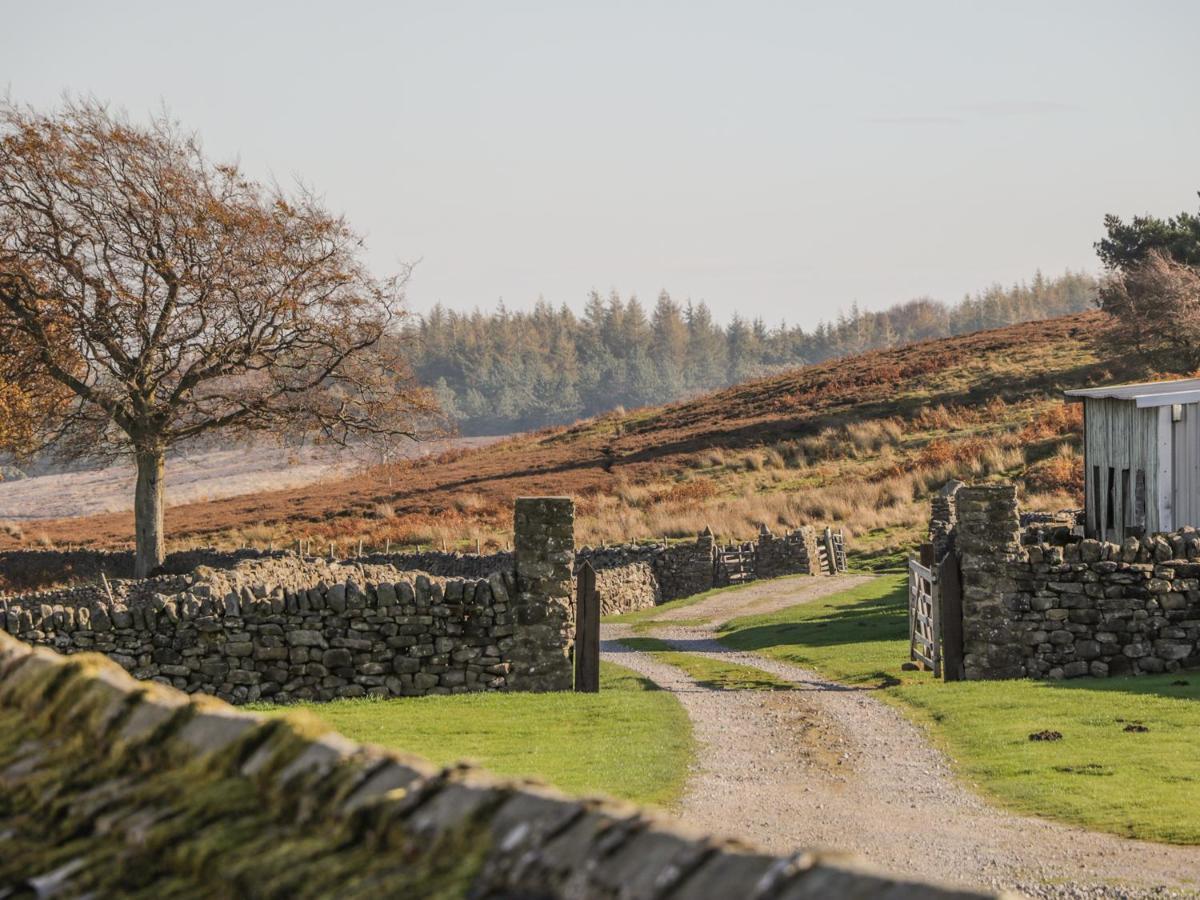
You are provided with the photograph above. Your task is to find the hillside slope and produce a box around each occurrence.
[3,311,1128,561]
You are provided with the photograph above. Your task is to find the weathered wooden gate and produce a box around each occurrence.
[908,555,940,676]
[818,527,848,575]
[574,561,600,692]
[718,542,756,584]
[907,548,964,681]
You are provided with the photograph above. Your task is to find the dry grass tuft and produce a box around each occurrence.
[1024,444,1083,499]
[1019,402,1083,443]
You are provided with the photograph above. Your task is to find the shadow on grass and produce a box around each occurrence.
[693,674,800,692]
[612,637,881,693]
[618,636,802,692]
[717,589,908,654]
[1037,671,1200,703]
[609,672,667,696]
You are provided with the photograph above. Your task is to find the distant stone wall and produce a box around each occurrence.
[578,546,663,615]
[0,631,988,898]
[0,498,576,701]
[661,526,719,597]
[756,525,821,579]
[573,536,712,618]
[949,484,1200,680]
[578,523,832,616]
[361,548,513,579]
[0,545,291,593]
[0,545,515,594]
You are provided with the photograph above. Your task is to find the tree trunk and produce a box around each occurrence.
[134,448,166,578]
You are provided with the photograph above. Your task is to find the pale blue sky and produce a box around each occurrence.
[3,1,1198,326]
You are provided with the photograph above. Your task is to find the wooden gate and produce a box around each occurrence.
[718,542,756,584]
[574,562,600,692]
[908,556,941,676]
[819,527,848,575]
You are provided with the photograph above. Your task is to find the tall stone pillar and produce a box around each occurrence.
[956,484,1025,679]
[507,497,575,692]
[930,479,964,560]
[797,525,822,575]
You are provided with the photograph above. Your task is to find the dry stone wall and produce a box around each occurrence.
[0,631,989,899]
[0,556,518,703]
[0,501,836,696]
[0,545,296,593]
[755,525,821,579]
[930,480,963,561]
[360,548,512,578]
[948,484,1200,680]
[580,547,663,615]
[575,531,718,615]
[0,545,515,595]
[0,498,576,701]
[578,523,824,616]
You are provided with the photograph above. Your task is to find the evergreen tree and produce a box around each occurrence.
[403,272,1097,434]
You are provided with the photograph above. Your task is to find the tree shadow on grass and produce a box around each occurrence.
[692,673,800,693]
[614,637,896,693]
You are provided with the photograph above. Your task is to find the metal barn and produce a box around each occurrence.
[1064,378,1200,541]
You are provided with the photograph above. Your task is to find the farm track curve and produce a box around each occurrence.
[601,575,1200,899]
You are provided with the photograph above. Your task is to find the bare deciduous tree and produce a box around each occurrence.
[0,99,438,575]
[1098,250,1200,373]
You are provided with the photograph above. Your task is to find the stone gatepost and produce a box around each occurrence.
[507,497,575,692]
[930,479,964,560]
[956,483,1026,679]
[797,525,822,576]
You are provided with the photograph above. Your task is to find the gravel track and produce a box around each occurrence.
[602,575,1200,899]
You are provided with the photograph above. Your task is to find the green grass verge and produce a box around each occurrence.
[248,660,692,809]
[846,544,910,574]
[717,574,1200,844]
[621,636,795,691]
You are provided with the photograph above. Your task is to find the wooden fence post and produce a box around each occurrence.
[575,561,600,693]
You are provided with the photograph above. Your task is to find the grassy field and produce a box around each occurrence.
[717,575,1200,844]
[248,661,692,809]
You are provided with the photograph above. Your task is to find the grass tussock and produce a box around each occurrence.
[1024,444,1084,500]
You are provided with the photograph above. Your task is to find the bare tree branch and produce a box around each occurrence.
[0,98,443,573]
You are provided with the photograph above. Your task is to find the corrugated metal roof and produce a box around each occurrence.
[1064,378,1200,408]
